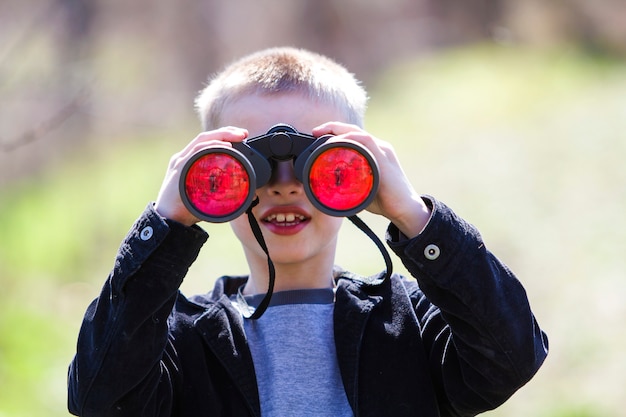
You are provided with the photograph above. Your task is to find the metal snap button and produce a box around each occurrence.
[424,244,440,260]
[140,226,154,241]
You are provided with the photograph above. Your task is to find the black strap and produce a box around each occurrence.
[239,202,392,320]
[238,198,276,319]
[348,214,393,283]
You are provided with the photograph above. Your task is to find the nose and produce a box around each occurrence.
[265,160,303,196]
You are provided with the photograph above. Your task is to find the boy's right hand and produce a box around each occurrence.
[154,127,249,226]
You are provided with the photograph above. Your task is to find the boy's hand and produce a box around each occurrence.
[312,122,431,238]
[154,127,249,226]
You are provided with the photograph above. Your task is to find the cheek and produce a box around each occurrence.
[229,215,254,244]
[333,216,344,229]
[322,216,344,235]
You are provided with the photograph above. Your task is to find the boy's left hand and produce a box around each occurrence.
[312,122,431,238]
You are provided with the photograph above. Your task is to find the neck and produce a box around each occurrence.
[243,258,336,296]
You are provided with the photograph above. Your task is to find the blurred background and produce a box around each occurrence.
[1,0,625,416]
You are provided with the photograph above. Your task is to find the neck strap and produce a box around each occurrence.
[239,200,393,319]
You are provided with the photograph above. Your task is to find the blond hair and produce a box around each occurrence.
[195,47,368,130]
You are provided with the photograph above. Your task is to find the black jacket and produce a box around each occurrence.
[68,197,548,416]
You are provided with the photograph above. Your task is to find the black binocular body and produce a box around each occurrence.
[180,124,379,222]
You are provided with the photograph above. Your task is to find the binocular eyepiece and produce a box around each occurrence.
[180,124,379,222]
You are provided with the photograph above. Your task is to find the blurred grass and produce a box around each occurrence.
[1,44,625,416]
[366,44,626,417]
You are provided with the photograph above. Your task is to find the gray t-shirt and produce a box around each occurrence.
[235,288,353,417]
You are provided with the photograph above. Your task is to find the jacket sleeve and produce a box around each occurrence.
[67,204,209,417]
[387,196,548,416]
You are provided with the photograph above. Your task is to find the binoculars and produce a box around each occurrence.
[180,124,379,222]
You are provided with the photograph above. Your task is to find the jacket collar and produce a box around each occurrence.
[193,294,261,417]
[333,275,385,415]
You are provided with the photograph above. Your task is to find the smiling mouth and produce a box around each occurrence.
[263,213,308,226]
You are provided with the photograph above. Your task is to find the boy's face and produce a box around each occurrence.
[220,92,345,276]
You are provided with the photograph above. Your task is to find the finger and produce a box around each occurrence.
[312,123,387,157]
[311,121,363,137]
[184,126,248,154]
[170,127,249,169]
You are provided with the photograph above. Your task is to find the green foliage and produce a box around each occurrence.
[1,45,625,416]
[0,134,183,416]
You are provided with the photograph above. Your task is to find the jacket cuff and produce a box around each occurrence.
[112,203,209,281]
[386,196,483,286]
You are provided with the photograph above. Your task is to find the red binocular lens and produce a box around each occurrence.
[180,125,378,222]
[181,149,256,222]
[299,142,376,212]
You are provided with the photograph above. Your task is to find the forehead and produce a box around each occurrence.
[219,92,347,136]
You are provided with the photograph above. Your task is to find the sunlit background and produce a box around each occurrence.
[1,0,625,416]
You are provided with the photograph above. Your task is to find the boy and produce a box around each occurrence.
[68,47,548,417]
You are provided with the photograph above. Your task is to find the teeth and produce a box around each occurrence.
[264,213,306,223]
